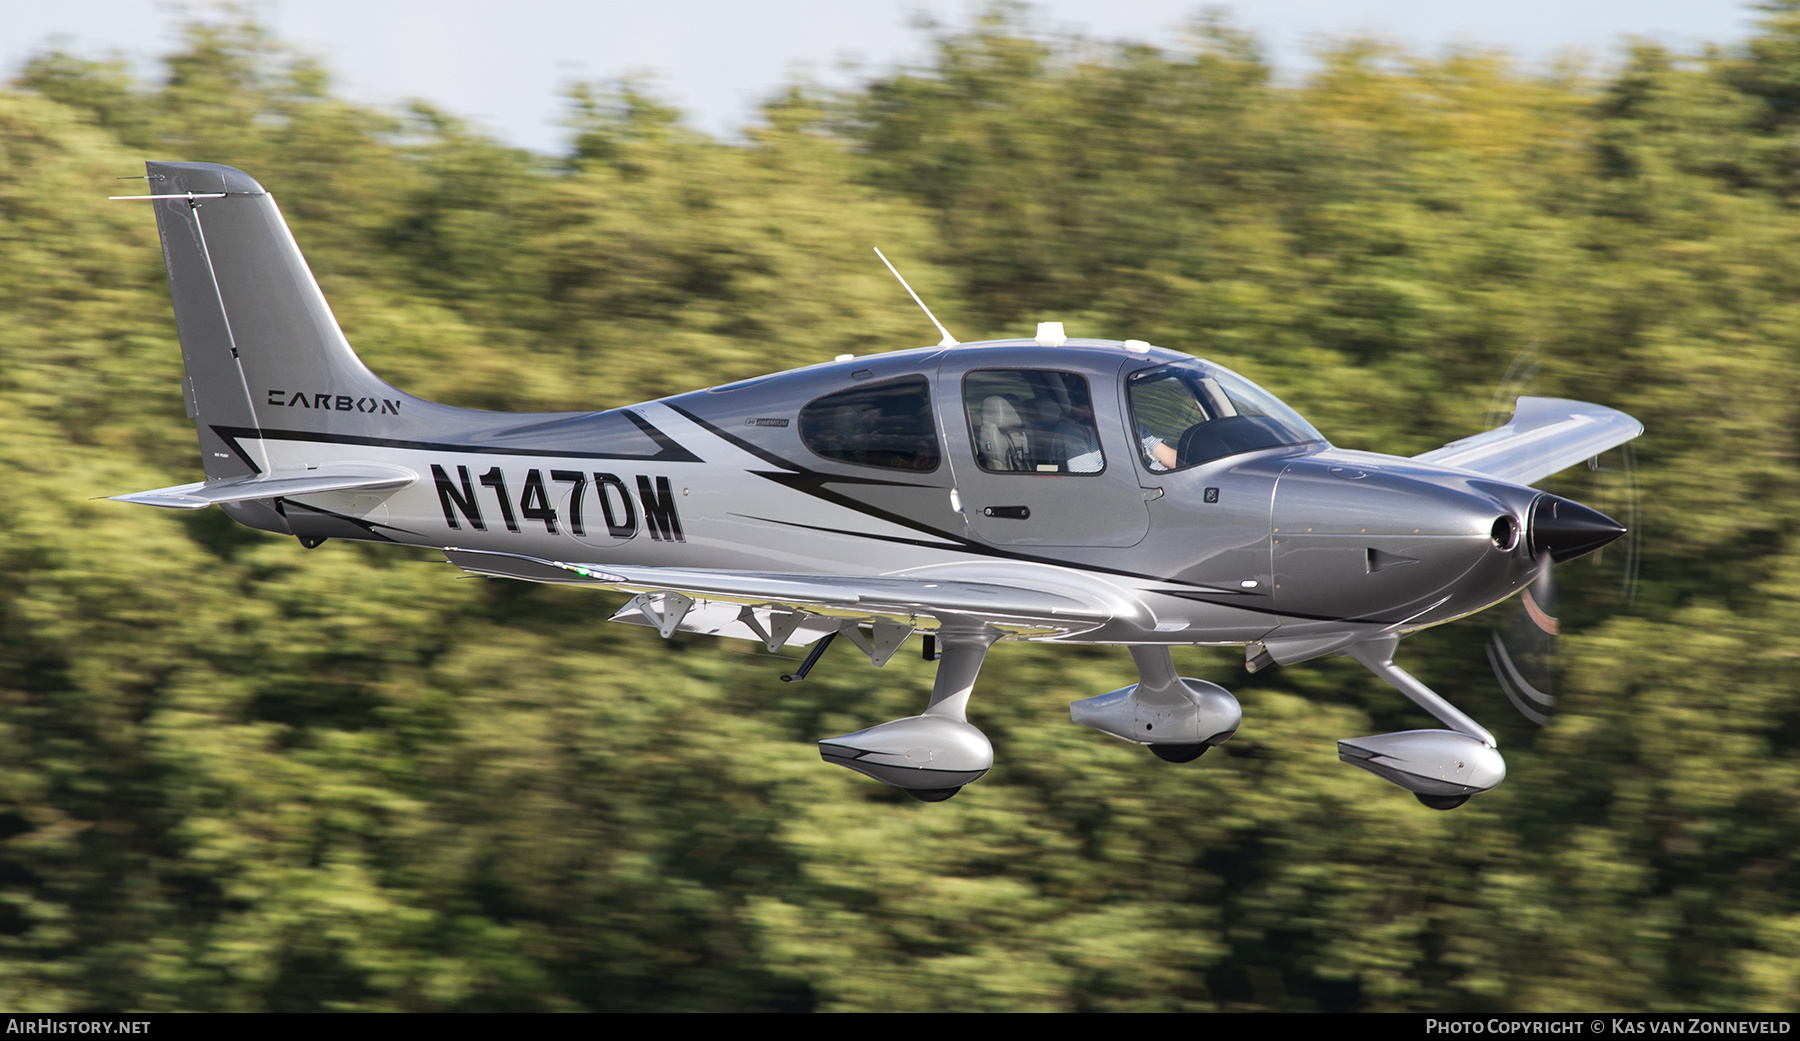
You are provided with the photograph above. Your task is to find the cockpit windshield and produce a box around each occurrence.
[1126,361,1324,471]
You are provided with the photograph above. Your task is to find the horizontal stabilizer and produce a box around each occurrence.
[442,549,1111,634]
[109,464,416,510]
[1413,397,1643,486]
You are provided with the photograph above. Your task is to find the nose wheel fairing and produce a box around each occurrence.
[1337,731,1506,801]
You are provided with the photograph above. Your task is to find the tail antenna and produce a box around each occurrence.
[873,247,957,348]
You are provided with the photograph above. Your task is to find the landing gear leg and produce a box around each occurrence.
[923,629,998,722]
[1348,636,1496,747]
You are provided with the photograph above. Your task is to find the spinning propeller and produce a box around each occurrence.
[1481,346,1640,726]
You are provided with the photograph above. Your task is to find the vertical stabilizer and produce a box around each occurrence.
[146,161,411,479]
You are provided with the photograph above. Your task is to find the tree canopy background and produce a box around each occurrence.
[0,4,1798,1011]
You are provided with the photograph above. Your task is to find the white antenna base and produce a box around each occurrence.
[1035,322,1067,347]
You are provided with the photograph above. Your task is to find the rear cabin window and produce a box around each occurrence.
[962,369,1105,474]
[798,376,941,472]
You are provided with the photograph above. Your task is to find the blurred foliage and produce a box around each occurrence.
[0,3,1797,1011]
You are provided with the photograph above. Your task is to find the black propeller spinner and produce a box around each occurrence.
[1529,494,1627,563]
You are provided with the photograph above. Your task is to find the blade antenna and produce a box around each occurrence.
[873,247,957,347]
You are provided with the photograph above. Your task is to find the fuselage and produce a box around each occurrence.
[228,338,1548,647]
[124,161,1636,807]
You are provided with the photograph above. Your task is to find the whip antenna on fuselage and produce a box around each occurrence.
[873,247,957,348]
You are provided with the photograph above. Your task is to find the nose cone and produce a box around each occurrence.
[1529,494,1626,563]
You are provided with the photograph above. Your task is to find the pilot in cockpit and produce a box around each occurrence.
[1050,402,1175,473]
[1138,428,1180,472]
[1126,360,1324,472]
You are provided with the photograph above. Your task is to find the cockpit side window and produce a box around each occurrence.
[798,376,941,471]
[962,370,1105,474]
[1127,362,1323,471]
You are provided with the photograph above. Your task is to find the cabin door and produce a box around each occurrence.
[936,351,1149,548]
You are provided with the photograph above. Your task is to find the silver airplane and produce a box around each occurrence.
[110,162,1641,808]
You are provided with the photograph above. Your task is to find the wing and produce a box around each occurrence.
[109,464,416,509]
[442,548,1113,643]
[1412,397,1643,486]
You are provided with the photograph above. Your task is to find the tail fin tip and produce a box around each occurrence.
[144,161,265,195]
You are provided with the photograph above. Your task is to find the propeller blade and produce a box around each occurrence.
[1522,552,1559,635]
[1489,631,1557,726]
[1491,552,1560,726]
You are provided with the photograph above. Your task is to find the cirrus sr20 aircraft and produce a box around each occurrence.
[110,162,1641,808]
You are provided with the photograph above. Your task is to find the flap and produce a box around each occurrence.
[442,548,1112,635]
